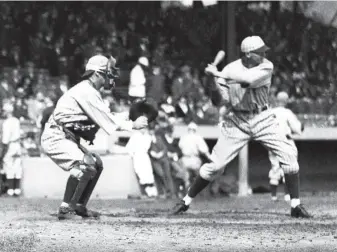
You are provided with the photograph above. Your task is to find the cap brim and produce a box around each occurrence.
[81,70,95,78]
[252,45,270,53]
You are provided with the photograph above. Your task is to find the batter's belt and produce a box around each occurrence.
[232,105,268,115]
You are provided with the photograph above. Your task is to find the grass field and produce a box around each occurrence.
[1,194,337,252]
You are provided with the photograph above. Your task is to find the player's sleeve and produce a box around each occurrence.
[197,135,209,155]
[215,67,231,105]
[1,120,10,145]
[125,133,137,155]
[225,60,273,88]
[75,90,133,135]
[286,109,302,135]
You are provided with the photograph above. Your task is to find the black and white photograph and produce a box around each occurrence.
[0,1,337,251]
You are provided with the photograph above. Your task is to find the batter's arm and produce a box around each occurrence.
[208,61,273,88]
[211,77,230,107]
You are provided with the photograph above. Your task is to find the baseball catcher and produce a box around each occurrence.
[41,55,148,220]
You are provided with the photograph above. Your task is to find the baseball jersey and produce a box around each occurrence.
[217,58,273,111]
[270,107,302,136]
[2,117,21,157]
[52,80,132,135]
[178,133,209,157]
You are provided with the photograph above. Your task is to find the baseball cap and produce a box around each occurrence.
[188,122,198,131]
[276,91,289,102]
[241,36,270,53]
[82,55,118,78]
[138,57,149,67]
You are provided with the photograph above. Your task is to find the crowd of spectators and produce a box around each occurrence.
[1,2,337,131]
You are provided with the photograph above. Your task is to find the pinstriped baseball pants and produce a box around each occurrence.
[199,109,299,181]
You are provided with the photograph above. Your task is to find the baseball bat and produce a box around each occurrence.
[211,50,225,66]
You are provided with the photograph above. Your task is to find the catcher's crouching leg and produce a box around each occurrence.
[75,153,103,218]
[70,153,102,219]
[78,153,103,207]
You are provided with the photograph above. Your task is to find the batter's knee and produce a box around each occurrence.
[199,162,224,181]
[280,161,299,174]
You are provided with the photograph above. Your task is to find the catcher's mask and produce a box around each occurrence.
[83,55,120,91]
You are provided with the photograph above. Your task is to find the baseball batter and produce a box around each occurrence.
[268,91,303,202]
[0,101,22,197]
[41,55,148,220]
[171,36,311,218]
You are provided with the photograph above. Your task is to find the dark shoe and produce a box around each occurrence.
[75,205,100,219]
[291,204,312,218]
[170,200,189,215]
[57,206,76,220]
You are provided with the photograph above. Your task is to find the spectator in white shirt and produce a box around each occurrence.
[128,56,149,102]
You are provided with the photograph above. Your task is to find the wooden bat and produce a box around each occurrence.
[211,50,225,66]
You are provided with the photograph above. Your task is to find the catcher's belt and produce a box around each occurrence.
[62,121,99,146]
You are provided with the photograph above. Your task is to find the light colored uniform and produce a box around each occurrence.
[2,117,22,179]
[126,130,155,185]
[179,132,209,171]
[268,107,302,185]
[128,64,146,98]
[41,80,133,171]
[200,58,299,181]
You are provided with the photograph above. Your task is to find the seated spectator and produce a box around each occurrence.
[13,98,29,121]
[0,79,15,102]
[17,76,34,99]
[27,91,47,125]
[9,68,22,88]
[147,66,166,104]
[149,125,176,199]
[159,125,189,197]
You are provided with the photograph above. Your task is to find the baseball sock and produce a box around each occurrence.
[14,179,20,190]
[284,173,300,208]
[62,176,79,205]
[270,184,277,197]
[7,179,14,196]
[7,179,14,190]
[1,174,7,193]
[14,179,21,195]
[183,175,210,205]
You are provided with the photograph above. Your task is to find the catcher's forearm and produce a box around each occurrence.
[116,120,133,131]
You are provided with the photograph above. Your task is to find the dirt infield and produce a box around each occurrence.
[1,194,337,252]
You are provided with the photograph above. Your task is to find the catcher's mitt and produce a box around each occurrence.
[129,98,159,123]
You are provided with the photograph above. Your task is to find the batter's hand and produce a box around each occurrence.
[132,116,148,129]
[205,64,218,76]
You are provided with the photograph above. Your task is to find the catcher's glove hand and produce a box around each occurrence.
[129,98,159,123]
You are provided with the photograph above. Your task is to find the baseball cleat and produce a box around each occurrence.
[75,205,100,219]
[291,204,312,218]
[170,200,189,215]
[57,206,77,220]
